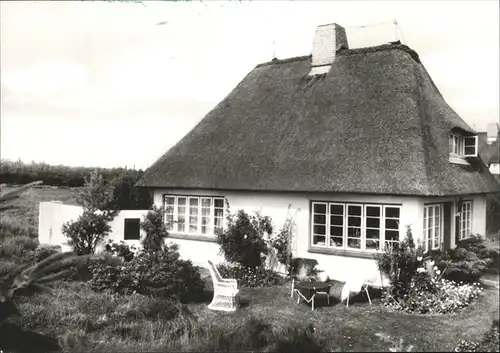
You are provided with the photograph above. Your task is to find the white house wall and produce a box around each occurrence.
[153,189,425,285]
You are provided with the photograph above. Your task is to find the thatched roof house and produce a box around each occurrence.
[137,24,498,282]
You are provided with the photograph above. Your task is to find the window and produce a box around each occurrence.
[164,195,225,236]
[124,218,141,240]
[458,201,472,240]
[449,134,478,158]
[311,201,401,251]
[423,204,442,252]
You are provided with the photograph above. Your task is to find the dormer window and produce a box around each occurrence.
[449,134,478,163]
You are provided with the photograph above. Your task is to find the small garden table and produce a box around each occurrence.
[293,281,331,311]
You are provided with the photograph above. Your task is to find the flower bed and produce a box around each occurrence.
[377,227,484,315]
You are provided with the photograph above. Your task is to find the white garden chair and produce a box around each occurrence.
[340,271,381,308]
[207,260,240,312]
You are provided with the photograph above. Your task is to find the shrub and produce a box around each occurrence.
[90,245,205,302]
[217,263,286,287]
[104,240,136,262]
[432,235,494,283]
[62,170,119,255]
[217,208,273,268]
[376,226,424,299]
[141,205,169,253]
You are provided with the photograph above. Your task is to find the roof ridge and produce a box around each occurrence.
[255,43,421,68]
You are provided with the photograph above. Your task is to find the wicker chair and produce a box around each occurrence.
[207,260,240,312]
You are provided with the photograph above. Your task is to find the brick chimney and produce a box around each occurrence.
[309,23,348,76]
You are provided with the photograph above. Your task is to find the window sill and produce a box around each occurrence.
[308,247,380,259]
[449,155,470,165]
[168,233,218,243]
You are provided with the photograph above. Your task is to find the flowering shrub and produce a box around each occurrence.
[217,263,286,287]
[104,240,137,262]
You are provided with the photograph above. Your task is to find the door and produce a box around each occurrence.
[443,202,453,251]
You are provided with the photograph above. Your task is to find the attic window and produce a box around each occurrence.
[449,134,478,163]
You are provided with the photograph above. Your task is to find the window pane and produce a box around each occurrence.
[313,225,326,235]
[347,227,361,238]
[330,204,344,215]
[347,238,361,249]
[313,235,326,245]
[178,197,186,206]
[214,208,224,217]
[348,205,362,216]
[366,206,380,217]
[330,226,343,237]
[202,198,211,207]
[385,207,400,218]
[385,230,399,242]
[330,237,343,247]
[348,217,361,227]
[313,203,327,214]
[385,219,399,230]
[202,207,211,216]
[314,214,326,224]
[428,206,434,218]
[464,146,475,155]
[165,214,174,231]
[366,228,380,240]
[365,238,379,250]
[330,215,343,226]
[189,198,198,206]
[366,217,380,228]
[214,199,224,208]
[214,217,223,227]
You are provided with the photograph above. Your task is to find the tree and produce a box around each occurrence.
[62,170,118,255]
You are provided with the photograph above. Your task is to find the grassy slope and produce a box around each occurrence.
[12,279,500,352]
[0,185,81,230]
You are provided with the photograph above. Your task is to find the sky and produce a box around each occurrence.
[1,0,499,169]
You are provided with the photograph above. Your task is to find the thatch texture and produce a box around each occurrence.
[137,43,498,196]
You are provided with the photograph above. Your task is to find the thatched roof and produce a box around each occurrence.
[137,43,498,196]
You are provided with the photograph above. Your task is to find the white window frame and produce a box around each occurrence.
[163,195,225,236]
[423,203,443,252]
[449,134,478,159]
[458,200,473,241]
[310,201,402,252]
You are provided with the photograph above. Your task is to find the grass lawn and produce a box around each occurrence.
[7,273,499,353]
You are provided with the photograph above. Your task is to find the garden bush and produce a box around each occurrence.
[217,263,286,287]
[104,240,137,262]
[431,235,495,283]
[90,245,205,302]
[216,208,272,268]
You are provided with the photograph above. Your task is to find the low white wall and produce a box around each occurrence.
[38,202,149,253]
[38,201,222,267]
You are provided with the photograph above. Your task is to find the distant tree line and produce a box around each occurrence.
[0,159,152,210]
